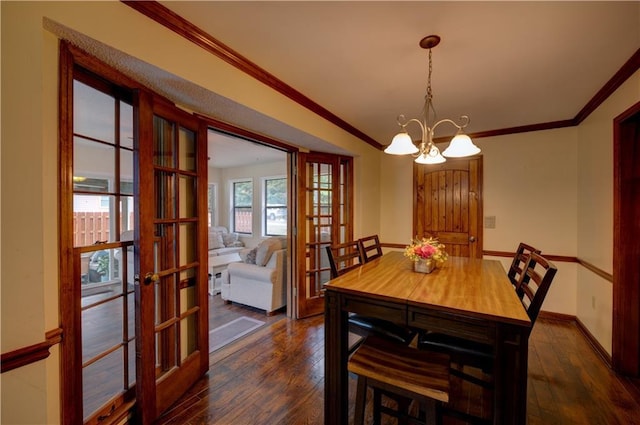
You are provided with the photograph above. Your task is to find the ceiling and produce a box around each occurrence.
[208,129,286,168]
[158,1,639,149]
[46,2,639,168]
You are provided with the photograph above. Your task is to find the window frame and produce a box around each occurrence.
[263,175,288,237]
[230,178,253,234]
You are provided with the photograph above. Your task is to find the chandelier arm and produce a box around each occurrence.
[394,117,429,157]
[430,115,471,135]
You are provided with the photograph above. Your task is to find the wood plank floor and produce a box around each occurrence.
[156,312,640,425]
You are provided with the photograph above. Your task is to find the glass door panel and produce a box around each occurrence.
[69,74,137,423]
[295,153,353,318]
[135,92,208,423]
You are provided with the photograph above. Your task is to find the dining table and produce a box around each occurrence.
[324,251,532,425]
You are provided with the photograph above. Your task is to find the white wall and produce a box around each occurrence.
[214,160,287,248]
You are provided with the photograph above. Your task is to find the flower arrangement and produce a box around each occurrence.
[404,236,448,266]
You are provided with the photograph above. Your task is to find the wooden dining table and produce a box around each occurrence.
[324,251,532,425]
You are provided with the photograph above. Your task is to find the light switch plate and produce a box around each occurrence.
[484,216,496,229]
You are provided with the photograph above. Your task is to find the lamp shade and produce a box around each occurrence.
[384,132,419,155]
[442,133,481,158]
[415,146,446,164]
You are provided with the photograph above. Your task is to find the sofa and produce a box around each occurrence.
[220,237,287,315]
[209,226,245,256]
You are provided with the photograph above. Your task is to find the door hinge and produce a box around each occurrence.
[293,287,297,296]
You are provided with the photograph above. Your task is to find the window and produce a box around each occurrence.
[232,180,252,234]
[265,177,287,236]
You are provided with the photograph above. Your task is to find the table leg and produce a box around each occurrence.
[324,290,348,425]
[494,325,529,425]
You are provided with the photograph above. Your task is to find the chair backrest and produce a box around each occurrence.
[358,235,383,263]
[326,241,363,279]
[507,242,541,287]
[516,252,557,324]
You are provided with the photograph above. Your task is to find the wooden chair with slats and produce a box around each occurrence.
[325,242,417,348]
[417,252,558,424]
[349,336,450,425]
[358,235,383,263]
[507,242,541,287]
[326,241,362,279]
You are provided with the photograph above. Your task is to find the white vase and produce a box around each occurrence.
[414,258,435,274]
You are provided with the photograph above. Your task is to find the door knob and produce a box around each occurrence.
[143,272,160,285]
[469,236,476,242]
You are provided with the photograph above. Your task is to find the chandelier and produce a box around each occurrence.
[384,35,480,164]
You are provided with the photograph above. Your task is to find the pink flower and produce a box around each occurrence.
[415,244,437,259]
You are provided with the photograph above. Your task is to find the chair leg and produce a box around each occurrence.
[397,397,411,425]
[372,388,382,425]
[422,399,436,424]
[354,376,367,425]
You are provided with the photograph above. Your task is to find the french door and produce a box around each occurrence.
[60,42,208,424]
[134,91,209,423]
[295,153,353,318]
[413,157,483,258]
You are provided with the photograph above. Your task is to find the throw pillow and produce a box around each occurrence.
[222,232,238,247]
[244,247,257,264]
[208,231,225,250]
[255,237,286,267]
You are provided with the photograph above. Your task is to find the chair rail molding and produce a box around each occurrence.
[1,328,63,373]
[382,243,611,282]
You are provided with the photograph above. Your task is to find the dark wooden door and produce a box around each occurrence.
[613,101,640,376]
[135,91,209,423]
[413,157,483,258]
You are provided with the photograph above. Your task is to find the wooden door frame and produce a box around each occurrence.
[612,100,640,376]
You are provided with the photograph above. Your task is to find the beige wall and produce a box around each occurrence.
[1,1,637,423]
[1,2,378,423]
[576,69,640,353]
[380,126,580,317]
[379,70,640,355]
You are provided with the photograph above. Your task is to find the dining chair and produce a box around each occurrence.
[348,336,450,425]
[325,242,417,347]
[417,252,557,423]
[326,240,362,279]
[507,242,541,288]
[358,235,383,263]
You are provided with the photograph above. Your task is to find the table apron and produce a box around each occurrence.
[341,295,407,326]
[408,307,497,345]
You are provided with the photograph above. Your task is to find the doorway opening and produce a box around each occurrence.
[206,129,290,355]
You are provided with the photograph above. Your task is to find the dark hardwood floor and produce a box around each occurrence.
[157,311,640,425]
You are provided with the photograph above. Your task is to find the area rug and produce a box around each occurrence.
[209,316,265,353]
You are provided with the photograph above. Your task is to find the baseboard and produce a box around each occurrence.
[538,310,575,322]
[538,311,612,368]
[575,316,613,368]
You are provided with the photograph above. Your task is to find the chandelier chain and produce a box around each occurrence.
[427,48,433,100]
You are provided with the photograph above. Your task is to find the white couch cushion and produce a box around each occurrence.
[255,237,287,266]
